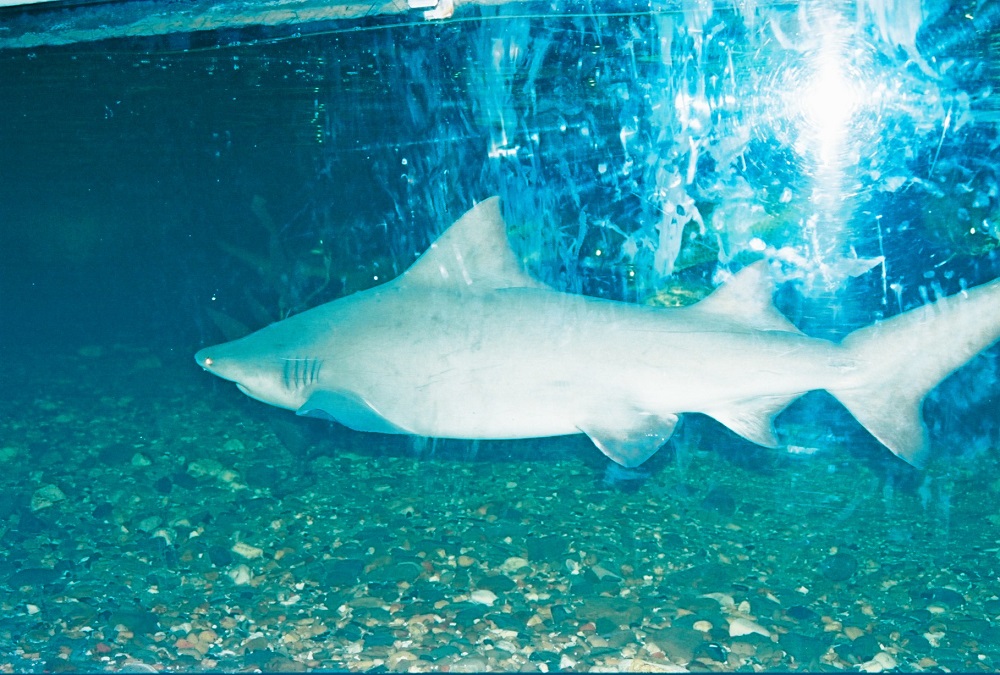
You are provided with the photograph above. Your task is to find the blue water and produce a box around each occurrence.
[1,2,999,671]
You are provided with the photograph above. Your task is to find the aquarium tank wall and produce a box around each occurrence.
[0,0,999,671]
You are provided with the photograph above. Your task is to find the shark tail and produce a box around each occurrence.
[830,277,1000,468]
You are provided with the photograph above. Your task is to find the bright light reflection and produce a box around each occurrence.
[781,22,868,171]
[799,41,861,166]
[762,8,891,294]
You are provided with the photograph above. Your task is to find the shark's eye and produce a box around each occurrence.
[204,357,214,367]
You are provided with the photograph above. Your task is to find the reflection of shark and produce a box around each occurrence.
[196,197,1000,468]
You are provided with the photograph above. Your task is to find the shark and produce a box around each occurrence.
[195,197,1000,468]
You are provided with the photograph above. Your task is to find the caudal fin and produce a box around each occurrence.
[830,277,1000,467]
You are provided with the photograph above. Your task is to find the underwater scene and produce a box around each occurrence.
[1,0,1000,671]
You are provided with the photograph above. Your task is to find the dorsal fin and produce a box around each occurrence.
[694,261,802,334]
[398,197,548,291]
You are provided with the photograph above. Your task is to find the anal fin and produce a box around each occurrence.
[580,414,679,468]
[708,395,799,447]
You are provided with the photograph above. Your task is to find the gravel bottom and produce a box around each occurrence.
[1,342,999,672]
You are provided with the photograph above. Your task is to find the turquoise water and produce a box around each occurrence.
[1,2,999,671]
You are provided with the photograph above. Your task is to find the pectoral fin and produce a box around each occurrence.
[580,414,679,468]
[297,390,408,435]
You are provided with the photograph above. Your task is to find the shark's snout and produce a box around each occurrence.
[195,348,235,382]
[194,348,214,370]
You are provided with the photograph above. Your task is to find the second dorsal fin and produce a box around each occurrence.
[693,261,802,334]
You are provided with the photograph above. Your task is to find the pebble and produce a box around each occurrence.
[859,651,897,672]
[470,589,498,606]
[324,558,364,586]
[222,439,245,452]
[525,535,567,561]
[218,469,245,489]
[786,605,817,621]
[921,587,965,608]
[208,545,234,567]
[110,608,160,635]
[837,634,880,662]
[478,574,516,593]
[575,597,643,626]
[369,560,422,583]
[499,556,529,573]
[135,515,162,532]
[728,617,770,638]
[644,626,703,664]
[625,658,689,672]
[187,458,224,479]
[449,656,489,672]
[31,484,66,511]
[843,625,865,640]
[386,650,417,670]
[228,564,253,585]
[231,542,264,559]
[12,348,1000,674]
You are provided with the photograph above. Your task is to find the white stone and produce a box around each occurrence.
[728,617,771,638]
[858,658,883,673]
[499,556,529,573]
[231,541,264,559]
[470,589,498,606]
[873,652,897,669]
[227,564,253,585]
[701,592,735,608]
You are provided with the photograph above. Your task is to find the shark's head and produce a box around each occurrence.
[195,336,317,411]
